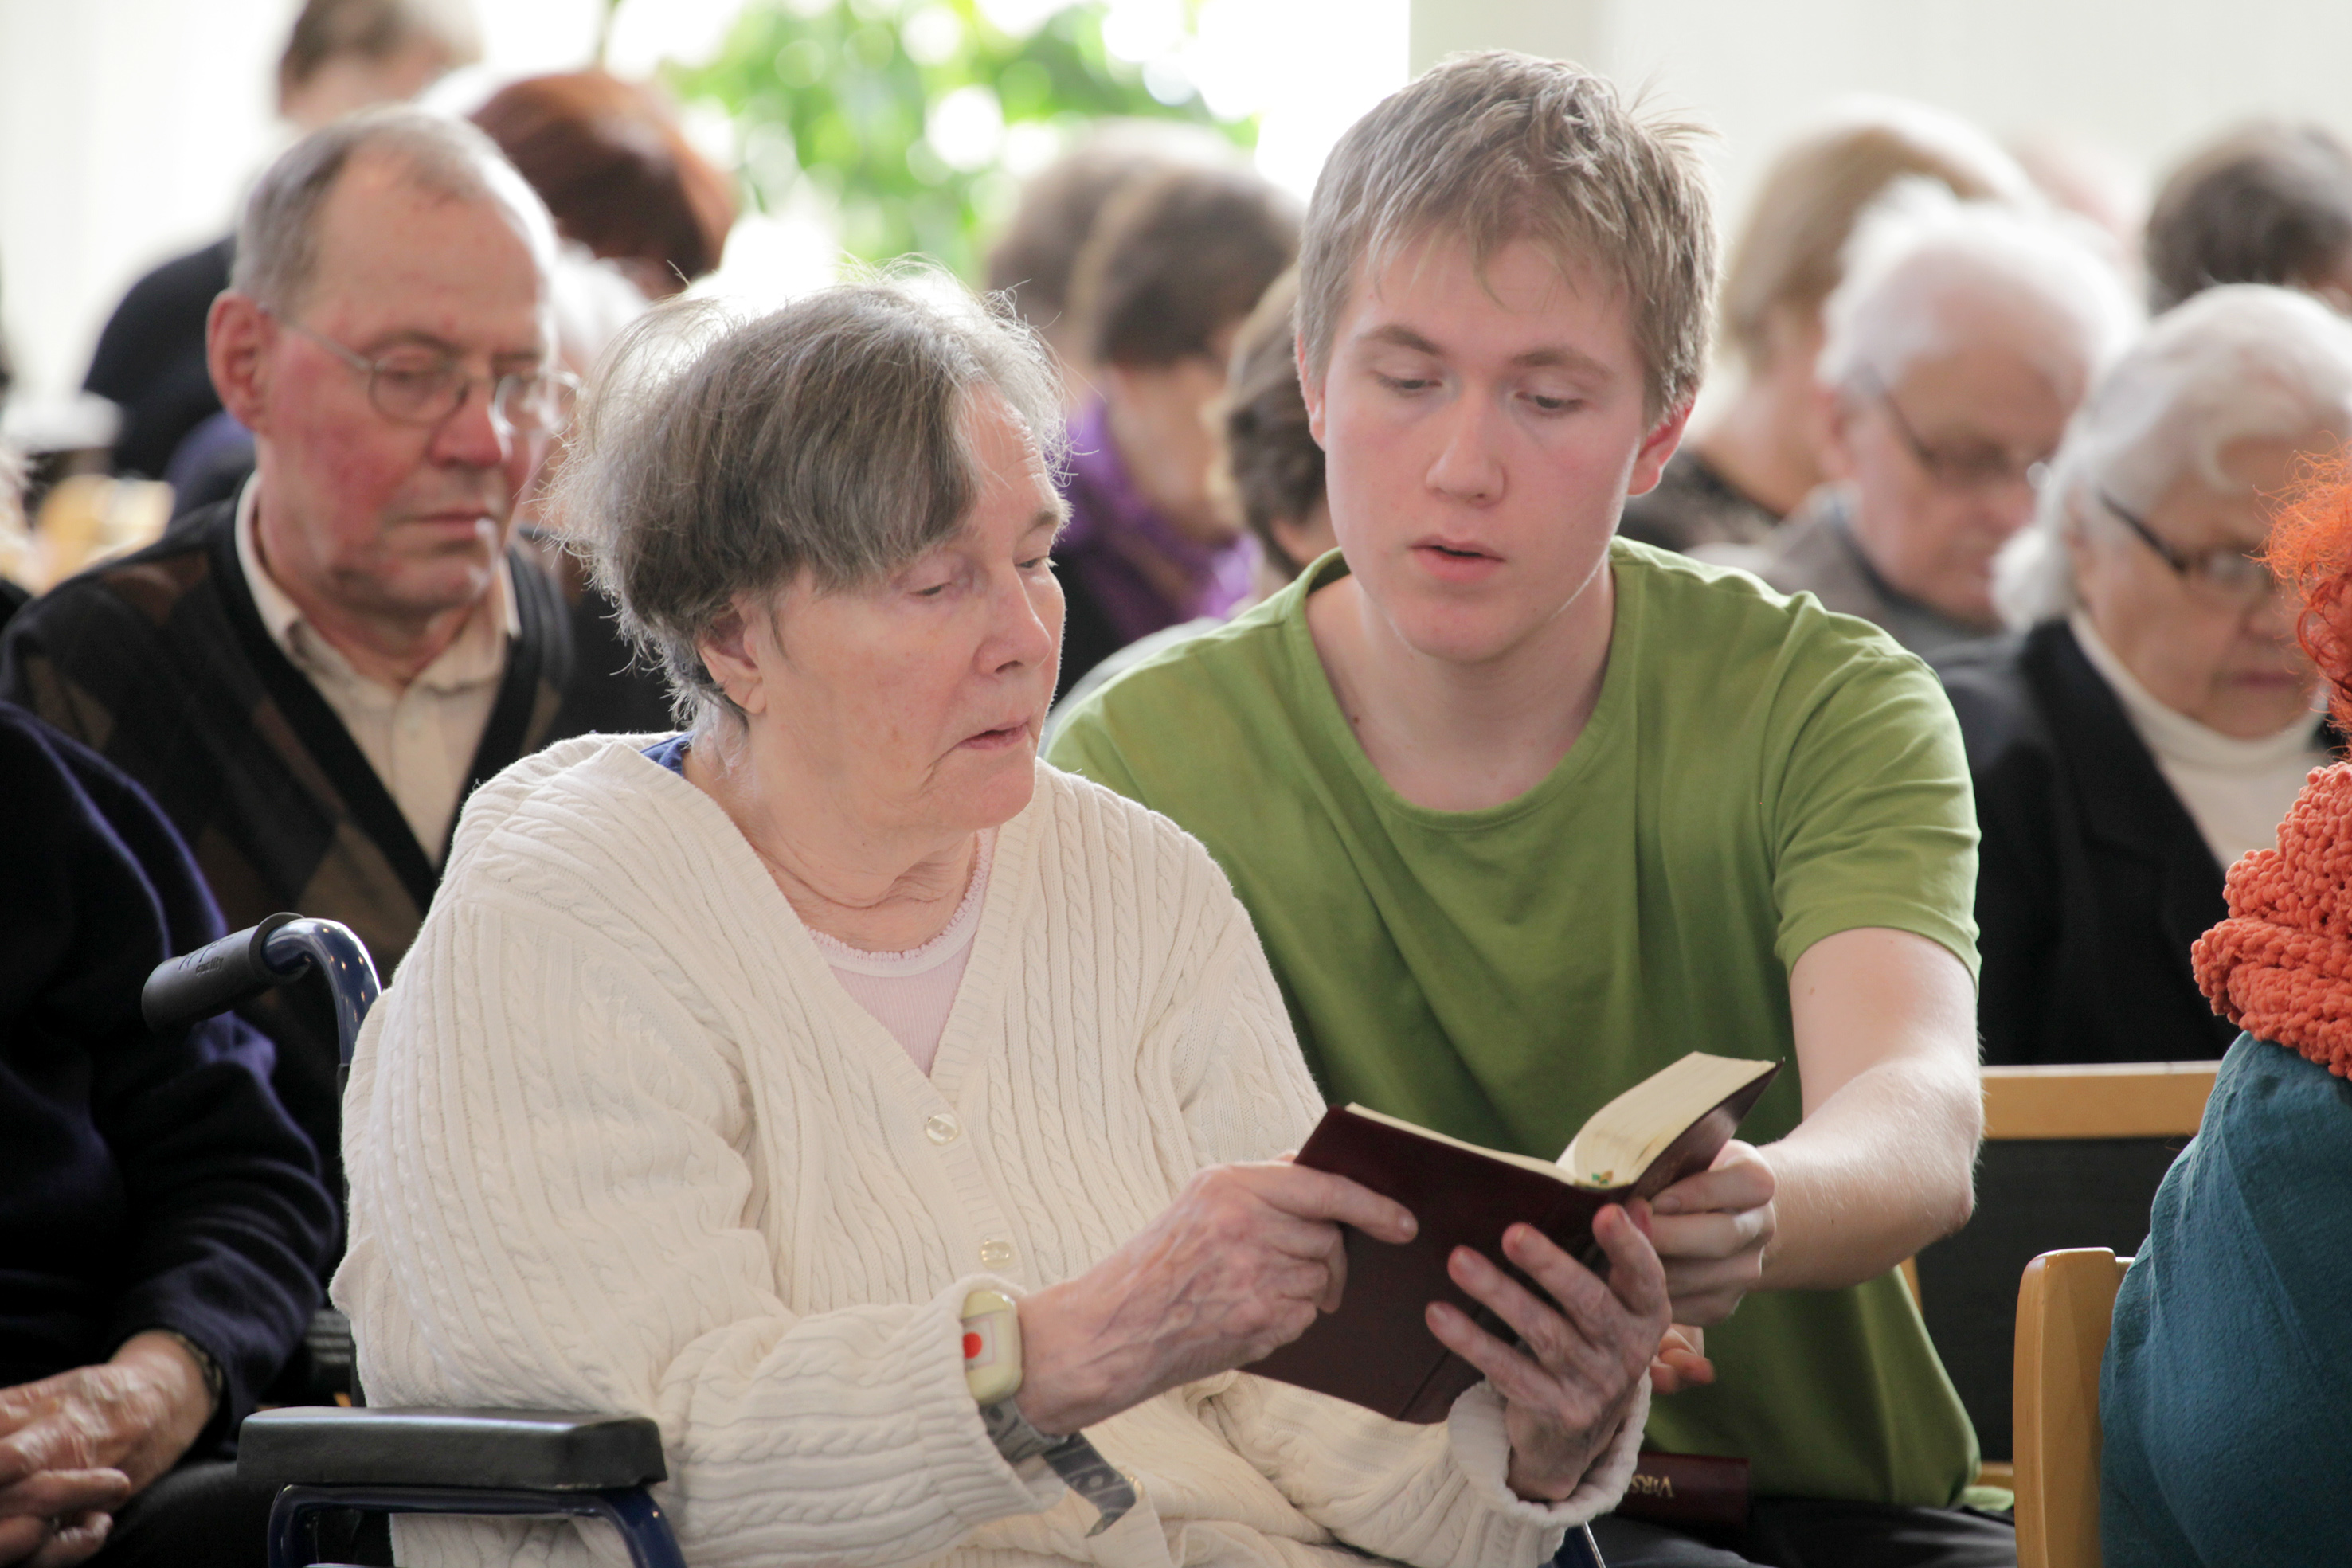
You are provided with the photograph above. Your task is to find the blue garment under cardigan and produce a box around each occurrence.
[2100,1033,2352,1565]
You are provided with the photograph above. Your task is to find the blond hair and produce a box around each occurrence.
[1297,51,1716,420]
[1720,99,2033,371]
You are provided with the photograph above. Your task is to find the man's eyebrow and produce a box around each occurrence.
[357,329,548,364]
[1512,344,1614,377]
[1357,324,1615,380]
[1360,323,1444,356]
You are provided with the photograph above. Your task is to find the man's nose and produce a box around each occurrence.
[428,381,516,469]
[1426,391,1505,505]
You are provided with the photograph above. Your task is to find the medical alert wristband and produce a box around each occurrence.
[961,1289,1138,1536]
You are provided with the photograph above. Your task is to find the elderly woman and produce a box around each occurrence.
[2099,463,2352,1563]
[1935,284,2352,1066]
[331,279,1666,1568]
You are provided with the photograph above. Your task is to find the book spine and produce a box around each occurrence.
[1610,1451,1750,1533]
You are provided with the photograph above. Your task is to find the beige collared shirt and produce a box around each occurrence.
[236,479,516,862]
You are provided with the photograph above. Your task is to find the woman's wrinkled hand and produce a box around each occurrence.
[1425,1203,1672,1503]
[1014,1160,1416,1434]
[1646,1140,1776,1325]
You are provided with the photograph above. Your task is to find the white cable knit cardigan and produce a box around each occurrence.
[332,737,1644,1568]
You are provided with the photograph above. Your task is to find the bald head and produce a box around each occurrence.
[233,108,558,319]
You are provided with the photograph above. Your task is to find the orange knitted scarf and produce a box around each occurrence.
[2192,761,2352,1078]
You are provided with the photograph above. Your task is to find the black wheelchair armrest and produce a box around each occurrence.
[238,1407,667,1492]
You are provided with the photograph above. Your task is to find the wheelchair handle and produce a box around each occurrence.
[143,913,383,1066]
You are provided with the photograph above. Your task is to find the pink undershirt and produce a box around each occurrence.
[805,832,993,1078]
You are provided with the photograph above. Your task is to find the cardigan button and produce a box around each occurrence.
[979,1238,1016,1268]
[923,1113,961,1145]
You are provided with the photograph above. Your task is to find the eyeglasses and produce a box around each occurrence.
[269,311,581,440]
[1862,374,2053,495]
[2097,490,2280,608]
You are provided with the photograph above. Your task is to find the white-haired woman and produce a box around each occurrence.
[1936,284,2352,1066]
[331,278,1669,1568]
[1706,184,2140,656]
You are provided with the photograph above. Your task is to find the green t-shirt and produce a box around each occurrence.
[1046,541,1983,1507]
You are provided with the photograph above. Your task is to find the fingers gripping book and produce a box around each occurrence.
[1246,1052,1780,1423]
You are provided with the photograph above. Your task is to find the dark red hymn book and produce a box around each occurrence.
[1246,1052,1780,1424]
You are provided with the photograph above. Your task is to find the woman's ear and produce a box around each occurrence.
[695,601,769,719]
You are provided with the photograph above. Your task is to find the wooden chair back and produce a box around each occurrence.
[1911,1062,2213,1463]
[2013,1248,2131,1568]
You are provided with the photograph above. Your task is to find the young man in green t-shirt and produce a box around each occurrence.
[1048,53,2006,1568]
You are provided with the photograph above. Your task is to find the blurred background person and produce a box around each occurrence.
[984,119,1239,401]
[2100,465,2352,1562]
[1051,163,1297,698]
[1710,186,2139,656]
[2007,127,2151,282]
[463,68,733,734]
[469,68,734,307]
[1216,269,1336,593]
[2144,121,2352,315]
[1622,100,2035,553]
[1940,284,2352,1067]
[82,0,481,489]
[1047,267,1332,727]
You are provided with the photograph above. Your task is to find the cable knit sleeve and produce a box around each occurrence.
[1168,893,1646,1566]
[335,889,1056,1568]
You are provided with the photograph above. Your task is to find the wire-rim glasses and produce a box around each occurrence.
[268,311,581,440]
[1861,372,2053,495]
[2097,489,2278,608]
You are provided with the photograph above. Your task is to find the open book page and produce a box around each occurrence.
[1560,1053,1780,1190]
[1340,1104,1572,1179]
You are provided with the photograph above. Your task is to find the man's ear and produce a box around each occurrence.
[208,293,275,432]
[1817,384,1858,482]
[1626,401,1695,498]
[1296,331,1328,450]
[695,600,769,719]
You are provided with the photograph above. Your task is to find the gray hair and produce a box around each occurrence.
[554,269,1069,733]
[231,107,556,314]
[1994,283,2352,626]
[1816,179,2139,397]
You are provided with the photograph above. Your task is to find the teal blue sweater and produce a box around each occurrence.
[2101,1034,2352,1565]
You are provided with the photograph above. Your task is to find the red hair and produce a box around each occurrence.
[2264,453,2352,731]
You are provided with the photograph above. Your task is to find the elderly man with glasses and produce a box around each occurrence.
[1706,186,2137,657]
[1939,283,2352,1067]
[1,110,666,1218]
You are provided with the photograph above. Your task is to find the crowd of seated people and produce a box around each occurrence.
[1943,285,2352,1066]
[14,18,2352,1568]
[1621,99,2035,553]
[1700,186,2139,656]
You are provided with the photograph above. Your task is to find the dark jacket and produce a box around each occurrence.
[1934,620,2256,1065]
[0,498,672,1214]
[0,702,334,1448]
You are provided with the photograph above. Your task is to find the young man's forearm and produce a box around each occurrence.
[1755,1053,1981,1291]
[1759,926,1984,1292]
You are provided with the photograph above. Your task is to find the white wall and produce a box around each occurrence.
[0,0,295,409]
[1411,0,2352,260]
[14,0,2346,413]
